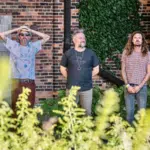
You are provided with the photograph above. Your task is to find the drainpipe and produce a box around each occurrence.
[63,0,71,53]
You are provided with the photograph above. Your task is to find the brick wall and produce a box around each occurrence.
[140,0,150,45]
[53,1,64,95]
[53,0,104,93]
[0,0,53,102]
[0,0,150,101]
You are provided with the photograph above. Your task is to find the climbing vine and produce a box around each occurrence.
[78,0,142,69]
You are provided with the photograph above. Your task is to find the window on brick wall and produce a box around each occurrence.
[0,16,12,54]
[0,16,12,106]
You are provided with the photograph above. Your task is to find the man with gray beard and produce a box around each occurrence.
[60,29,99,115]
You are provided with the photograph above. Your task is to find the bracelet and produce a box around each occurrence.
[125,84,130,88]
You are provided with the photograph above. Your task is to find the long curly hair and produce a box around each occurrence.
[124,31,149,56]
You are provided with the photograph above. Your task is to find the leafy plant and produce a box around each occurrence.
[38,90,66,121]
[1,58,150,149]
[0,84,150,149]
[113,85,126,119]
[105,109,150,150]
[146,85,150,108]
[78,0,141,72]
[92,85,103,116]
[53,86,96,150]
[92,85,126,118]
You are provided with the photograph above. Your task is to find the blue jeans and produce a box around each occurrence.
[124,85,147,124]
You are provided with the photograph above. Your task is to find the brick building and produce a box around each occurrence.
[0,0,149,101]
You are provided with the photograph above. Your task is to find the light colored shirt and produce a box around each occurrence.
[4,37,42,79]
[121,50,150,84]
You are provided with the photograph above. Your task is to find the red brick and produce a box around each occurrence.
[0,0,149,101]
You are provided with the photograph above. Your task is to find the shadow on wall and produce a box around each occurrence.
[99,67,124,87]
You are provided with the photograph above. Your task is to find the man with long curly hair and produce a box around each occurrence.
[121,31,150,123]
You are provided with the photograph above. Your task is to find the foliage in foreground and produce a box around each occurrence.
[38,90,65,121]
[1,58,150,150]
[1,86,150,149]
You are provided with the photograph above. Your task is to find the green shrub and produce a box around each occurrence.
[92,86,103,116]
[38,90,66,121]
[1,58,150,149]
[92,85,126,118]
[113,85,126,119]
[78,0,141,71]
[0,85,150,149]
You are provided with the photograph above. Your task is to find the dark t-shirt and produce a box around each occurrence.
[60,48,99,91]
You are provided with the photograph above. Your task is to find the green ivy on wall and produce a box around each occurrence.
[78,0,142,69]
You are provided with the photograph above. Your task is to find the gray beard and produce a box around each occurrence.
[79,45,85,48]
[79,43,86,48]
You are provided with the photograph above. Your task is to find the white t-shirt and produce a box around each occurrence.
[4,38,42,79]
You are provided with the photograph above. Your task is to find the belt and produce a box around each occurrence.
[129,83,138,87]
[19,79,34,83]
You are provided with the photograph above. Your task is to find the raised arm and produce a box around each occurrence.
[27,27,50,45]
[0,26,22,42]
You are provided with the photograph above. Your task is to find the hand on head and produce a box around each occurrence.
[18,26,31,33]
[20,25,30,30]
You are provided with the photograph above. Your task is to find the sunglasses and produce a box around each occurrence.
[19,33,31,37]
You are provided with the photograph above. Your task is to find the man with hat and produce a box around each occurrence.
[0,25,50,114]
